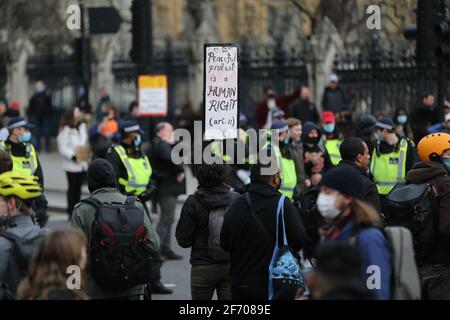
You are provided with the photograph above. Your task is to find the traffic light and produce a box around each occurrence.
[130,0,153,68]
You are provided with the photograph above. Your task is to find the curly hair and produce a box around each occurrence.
[195,163,229,187]
[16,229,88,300]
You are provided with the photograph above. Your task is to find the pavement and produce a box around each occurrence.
[41,151,197,300]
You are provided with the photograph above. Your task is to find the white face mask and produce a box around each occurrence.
[317,193,341,220]
[267,98,276,109]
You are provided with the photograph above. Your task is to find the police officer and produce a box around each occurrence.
[321,111,342,167]
[370,117,418,197]
[105,120,172,295]
[269,120,298,199]
[0,117,48,226]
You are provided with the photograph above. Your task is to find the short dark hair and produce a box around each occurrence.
[195,164,229,187]
[128,100,138,113]
[421,92,434,101]
[339,137,365,162]
[314,242,362,285]
[250,158,278,184]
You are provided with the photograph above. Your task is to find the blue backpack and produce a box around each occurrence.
[245,193,305,300]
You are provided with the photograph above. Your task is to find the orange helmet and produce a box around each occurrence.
[417,133,450,161]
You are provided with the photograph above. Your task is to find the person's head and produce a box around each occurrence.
[272,108,285,121]
[16,229,88,300]
[195,163,229,188]
[0,172,42,224]
[251,160,281,190]
[339,137,370,170]
[35,81,46,93]
[374,117,396,143]
[308,242,362,300]
[0,150,13,174]
[300,86,310,101]
[329,74,339,90]
[120,120,144,147]
[101,104,116,119]
[264,86,275,98]
[393,108,409,125]
[271,120,289,143]
[317,167,381,227]
[60,107,83,128]
[421,92,435,107]
[322,111,336,134]
[0,101,7,116]
[87,159,117,193]
[9,100,20,112]
[155,122,174,144]
[445,113,450,130]
[7,117,34,144]
[417,133,450,172]
[128,101,139,117]
[99,87,108,98]
[302,121,322,147]
[287,118,302,143]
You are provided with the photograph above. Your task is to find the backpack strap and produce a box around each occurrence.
[79,197,103,209]
[244,192,273,240]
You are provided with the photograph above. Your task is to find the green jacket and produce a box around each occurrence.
[71,188,160,299]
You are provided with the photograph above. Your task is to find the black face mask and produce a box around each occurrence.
[304,136,318,146]
[101,111,109,118]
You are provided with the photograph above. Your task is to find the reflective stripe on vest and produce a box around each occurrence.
[114,145,152,196]
[370,139,408,195]
[273,145,297,199]
[325,139,342,166]
[0,141,38,175]
[211,141,232,162]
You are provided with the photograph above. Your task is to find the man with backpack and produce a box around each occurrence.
[0,171,47,299]
[401,133,450,299]
[71,159,160,300]
[220,161,307,300]
[176,163,238,300]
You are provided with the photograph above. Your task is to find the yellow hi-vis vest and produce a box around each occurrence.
[113,145,152,196]
[325,139,343,166]
[273,145,297,199]
[0,141,38,176]
[211,141,232,162]
[370,138,408,196]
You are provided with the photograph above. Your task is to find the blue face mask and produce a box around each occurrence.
[442,158,450,172]
[134,134,142,147]
[374,132,383,142]
[323,124,335,133]
[397,115,407,125]
[19,132,31,143]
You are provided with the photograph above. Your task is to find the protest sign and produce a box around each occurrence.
[138,74,168,117]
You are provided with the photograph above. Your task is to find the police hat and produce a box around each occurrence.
[7,117,34,130]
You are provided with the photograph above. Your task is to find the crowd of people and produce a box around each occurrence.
[0,74,450,301]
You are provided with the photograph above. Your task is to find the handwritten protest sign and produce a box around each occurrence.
[203,44,239,140]
[138,74,168,117]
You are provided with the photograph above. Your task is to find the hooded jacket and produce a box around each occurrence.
[406,161,450,265]
[176,184,238,266]
[302,122,332,177]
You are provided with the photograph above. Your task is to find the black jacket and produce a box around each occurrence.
[28,91,52,119]
[220,183,306,290]
[290,100,319,124]
[321,86,348,113]
[151,137,185,197]
[338,160,381,212]
[176,185,238,266]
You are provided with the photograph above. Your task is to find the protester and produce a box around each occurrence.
[255,86,299,129]
[371,117,418,197]
[338,137,381,212]
[412,92,436,141]
[406,133,450,299]
[176,164,237,300]
[306,242,374,300]
[57,107,90,217]
[27,81,53,152]
[302,122,332,187]
[70,159,160,300]
[151,122,185,260]
[16,229,88,300]
[290,86,319,125]
[95,88,111,124]
[221,161,306,300]
[89,104,119,159]
[0,171,48,297]
[286,117,307,195]
[393,108,415,141]
[318,166,391,300]
[321,74,349,113]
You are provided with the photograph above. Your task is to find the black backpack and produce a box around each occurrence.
[81,196,153,290]
[0,230,45,298]
[382,182,438,259]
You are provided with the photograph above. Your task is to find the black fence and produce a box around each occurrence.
[334,35,450,116]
